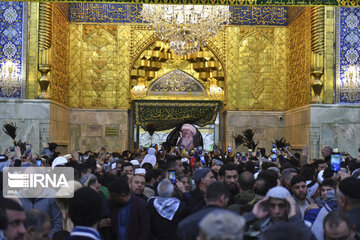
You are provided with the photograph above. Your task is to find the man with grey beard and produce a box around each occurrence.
[177,124,197,151]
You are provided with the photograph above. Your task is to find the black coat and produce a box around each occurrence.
[177,205,223,240]
[189,188,206,213]
[107,195,151,240]
[148,198,190,240]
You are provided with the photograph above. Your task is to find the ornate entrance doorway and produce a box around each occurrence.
[130,100,222,150]
[129,39,226,150]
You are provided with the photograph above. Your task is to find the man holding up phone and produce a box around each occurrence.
[245,186,313,239]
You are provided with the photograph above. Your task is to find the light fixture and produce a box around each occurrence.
[209,78,224,99]
[131,77,147,98]
[141,4,230,56]
[342,65,360,102]
[0,59,21,97]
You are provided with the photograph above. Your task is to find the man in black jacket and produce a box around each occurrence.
[190,168,216,213]
[177,182,231,240]
[107,177,151,240]
[68,187,103,240]
[149,179,190,240]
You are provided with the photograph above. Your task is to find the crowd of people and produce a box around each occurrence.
[0,142,360,240]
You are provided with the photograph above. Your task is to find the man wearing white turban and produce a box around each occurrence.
[177,124,197,151]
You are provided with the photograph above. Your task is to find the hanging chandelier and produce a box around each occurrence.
[141,4,231,56]
[209,78,224,99]
[0,59,21,97]
[342,65,360,102]
[131,77,147,98]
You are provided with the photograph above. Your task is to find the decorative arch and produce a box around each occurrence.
[129,36,226,74]
[129,34,158,68]
[147,69,206,96]
[206,39,226,69]
[129,33,227,89]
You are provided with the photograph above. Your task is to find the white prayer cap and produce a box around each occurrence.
[51,156,67,169]
[130,160,140,166]
[135,168,146,175]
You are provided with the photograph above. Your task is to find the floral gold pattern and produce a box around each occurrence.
[286,8,312,109]
[226,26,286,111]
[51,4,70,106]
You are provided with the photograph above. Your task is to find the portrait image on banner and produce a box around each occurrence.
[166,123,203,151]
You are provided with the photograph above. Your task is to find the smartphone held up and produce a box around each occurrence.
[330,152,341,172]
[168,170,176,184]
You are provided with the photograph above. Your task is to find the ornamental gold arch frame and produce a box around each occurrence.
[128,35,227,101]
[128,33,158,95]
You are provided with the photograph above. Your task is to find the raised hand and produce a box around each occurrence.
[252,197,269,219]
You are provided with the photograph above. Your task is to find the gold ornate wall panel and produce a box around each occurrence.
[273,28,287,110]
[51,4,70,106]
[116,26,131,109]
[323,6,334,104]
[27,2,40,99]
[130,38,224,100]
[208,30,227,66]
[286,8,312,110]
[69,24,82,108]
[287,7,305,24]
[84,25,117,107]
[55,3,69,20]
[226,26,286,111]
[69,24,131,109]
[66,18,317,111]
[130,26,155,63]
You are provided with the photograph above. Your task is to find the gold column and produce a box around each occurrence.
[27,2,39,99]
[38,2,52,99]
[323,7,335,104]
[310,6,325,104]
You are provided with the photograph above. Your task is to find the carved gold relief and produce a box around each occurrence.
[273,28,287,110]
[55,3,69,20]
[286,8,312,110]
[51,4,70,106]
[226,26,286,111]
[67,23,292,111]
[129,38,225,101]
[27,2,40,99]
[323,7,335,104]
[83,25,118,40]
[69,24,82,108]
[83,27,117,107]
[38,2,53,99]
[207,29,226,66]
[310,6,325,103]
[116,26,131,109]
[39,3,52,52]
[69,24,131,109]
[130,26,156,62]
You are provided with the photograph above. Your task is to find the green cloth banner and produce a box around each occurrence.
[133,100,222,132]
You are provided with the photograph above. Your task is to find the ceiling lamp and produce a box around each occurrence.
[141,4,230,56]
[131,77,147,98]
[342,65,360,102]
[0,59,21,97]
[209,78,224,99]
